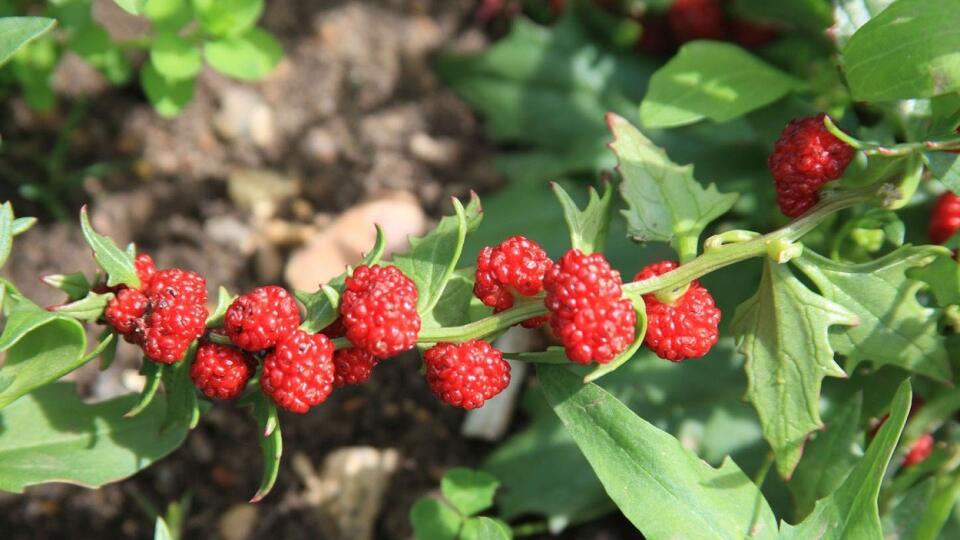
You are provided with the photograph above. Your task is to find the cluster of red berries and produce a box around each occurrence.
[768,113,856,218]
[638,0,779,55]
[104,254,209,364]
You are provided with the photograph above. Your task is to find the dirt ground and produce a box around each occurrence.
[0,1,636,538]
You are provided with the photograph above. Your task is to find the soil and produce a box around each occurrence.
[0,1,636,538]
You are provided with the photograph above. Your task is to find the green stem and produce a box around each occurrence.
[512,521,550,537]
[417,300,548,342]
[753,451,774,488]
[823,114,960,156]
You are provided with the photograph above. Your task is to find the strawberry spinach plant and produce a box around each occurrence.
[3,0,960,539]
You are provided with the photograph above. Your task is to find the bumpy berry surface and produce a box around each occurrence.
[142,302,208,363]
[544,249,636,364]
[135,253,157,286]
[635,260,721,361]
[929,192,960,244]
[668,0,727,43]
[474,235,552,328]
[333,348,379,388]
[768,113,855,217]
[225,286,301,351]
[903,434,935,467]
[340,264,420,359]
[424,340,511,410]
[104,288,148,336]
[145,268,208,308]
[190,342,255,400]
[261,330,335,413]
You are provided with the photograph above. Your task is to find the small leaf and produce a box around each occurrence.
[394,194,483,314]
[0,17,56,68]
[551,182,613,254]
[11,216,37,236]
[204,28,281,81]
[249,392,281,502]
[538,364,777,540]
[192,0,263,37]
[98,330,119,371]
[611,114,737,255]
[421,268,490,330]
[793,247,951,382]
[460,516,512,540]
[410,498,461,540]
[145,0,192,29]
[154,516,173,540]
[731,259,857,478]
[0,202,13,269]
[910,251,960,307]
[71,23,130,84]
[160,345,200,431]
[842,0,960,101]
[49,291,113,322]
[79,206,139,288]
[441,468,499,517]
[0,382,191,493]
[150,32,202,80]
[206,286,235,327]
[640,41,800,128]
[140,61,195,118]
[882,471,960,540]
[41,272,91,301]
[125,361,164,418]
[780,380,912,539]
[113,0,146,15]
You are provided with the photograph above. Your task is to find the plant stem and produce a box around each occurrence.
[823,114,960,156]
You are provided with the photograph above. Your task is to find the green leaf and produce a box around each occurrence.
[71,23,130,84]
[0,382,191,493]
[832,0,896,49]
[882,471,960,540]
[788,392,863,521]
[421,268,490,330]
[113,0,146,15]
[842,0,960,101]
[611,113,737,255]
[49,291,113,322]
[394,194,482,314]
[204,28,281,81]
[793,247,951,382]
[125,361,164,417]
[441,468,499,517]
[0,17,56,68]
[79,206,140,288]
[140,60,195,118]
[98,330,119,371]
[297,225,386,333]
[733,0,832,32]
[154,516,173,540]
[41,272,91,302]
[0,202,13,269]
[551,182,613,254]
[410,498,462,540]
[160,346,200,431]
[780,380,912,539]
[639,41,800,128]
[249,392,281,502]
[150,32,202,80]
[0,302,91,410]
[11,216,36,236]
[538,364,777,540]
[144,0,191,29]
[205,286,234,327]
[731,259,857,479]
[460,517,512,540]
[192,0,263,37]
[910,250,960,307]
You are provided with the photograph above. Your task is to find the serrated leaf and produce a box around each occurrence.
[731,259,857,479]
[41,272,90,302]
[551,181,613,254]
[611,114,737,255]
[49,291,113,322]
[125,361,164,417]
[538,364,777,540]
[150,32,202,81]
[79,206,139,288]
[205,286,234,327]
[441,468,499,517]
[460,517,511,540]
[842,0,960,101]
[410,498,461,540]
[0,382,190,492]
[298,226,386,333]
[793,247,951,382]
[192,0,263,37]
[910,251,960,306]
[640,41,801,128]
[788,392,863,521]
[204,28,281,81]
[394,194,482,313]
[0,17,56,68]
[140,60,195,118]
[780,380,911,539]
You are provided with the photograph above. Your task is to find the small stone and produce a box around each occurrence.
[218,504,258,540]
[302,127,340,165]
[227,168,299,219]
[214,87,277,150]
[204,216,256,255]
[409,132,460,165]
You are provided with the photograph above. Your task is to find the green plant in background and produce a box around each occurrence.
[0,0,282,117]
[410,468,513,540]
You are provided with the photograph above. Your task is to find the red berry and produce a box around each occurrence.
[224,286,301,352]
[340,264,421,359]
[424,340,511,410]
[333,348,379,388]
[731,19,779,48]
[474,235,552,328]
[190,342,255,400]
[635,260,721,361]
[903,434,935,467]
[104,288,148,335]
[768,114,855,217]
[637,13,674,55]
[544,249,636,364]
[145,268,208,308]
[929,192,960,244]
[142,302,208,363]
[135,253,157,286]
[261,330,335,413]
[668,0,727,44]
